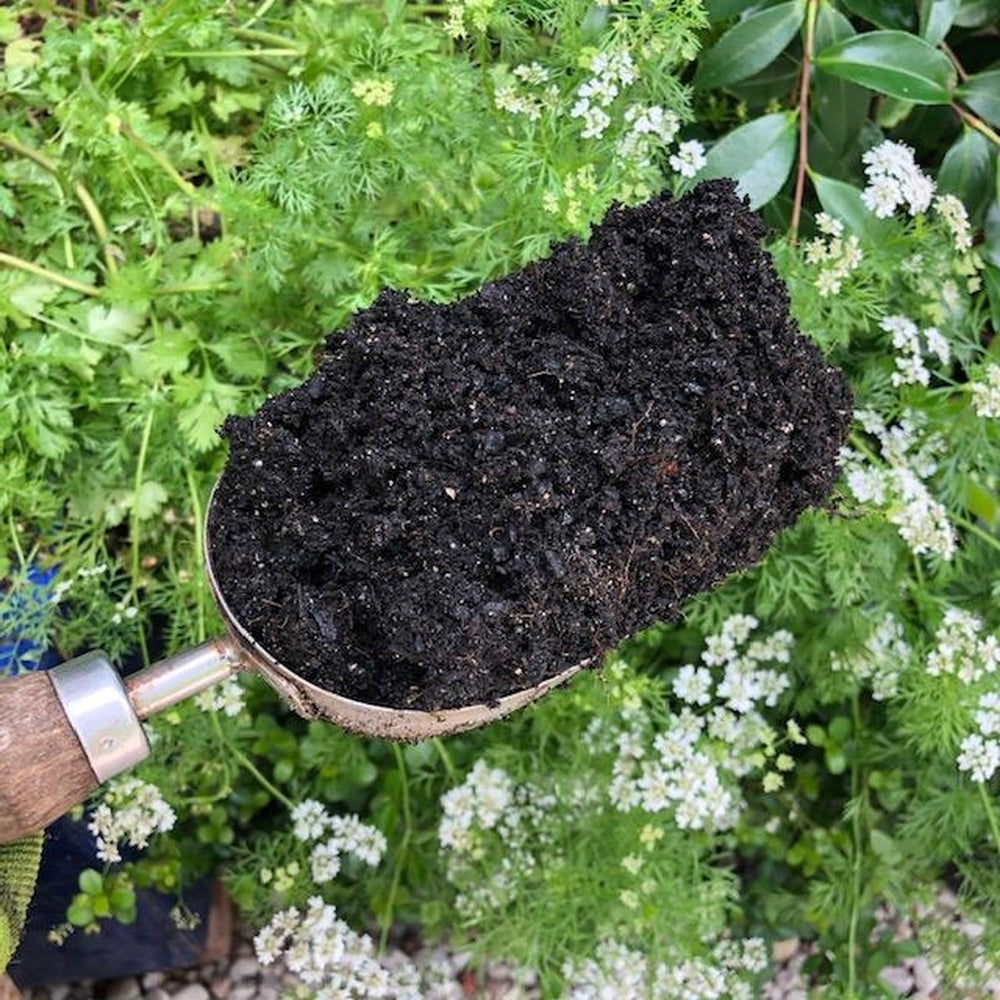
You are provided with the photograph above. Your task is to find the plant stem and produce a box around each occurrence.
[131,406,156,668]
[978,783,1000,853]
[953,103,1000,149]
[8,511,26,569]
[116,122,206,203]
[163,48,304,58]
[789,0,819,240]
[846,692,865,999]
[0,251,101,297]
[186,465,208,643]
[433,737,459,781]
[380,744,413,951]
[220,724,295,809]
[940,41,969,82]
[1,133,120,275]
[953,514,1000,554]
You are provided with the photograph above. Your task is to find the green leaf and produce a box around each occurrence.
[133,480,169,520]
[811,5,869,159]
[840,0,916,29]
[815,30,956,104]
[78,869,103,896]
[66,899,94,927]
[870,828,903,864]
[706,0,775,21]
[937,128,993,223]
[984,265,1000,344]
[811,173,891,243]
[85,304,143,345]
[694,1,805,91]
[701,113,797,209]
[954,0,1000,26]
[956,71,1000,129]
[919,0,961,44]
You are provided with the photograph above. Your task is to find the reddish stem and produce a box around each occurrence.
[790,0,818,240]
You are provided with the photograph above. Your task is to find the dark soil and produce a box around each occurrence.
[208,181,852,711]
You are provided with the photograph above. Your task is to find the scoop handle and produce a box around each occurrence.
[0,641,237,844]
[0,662,121,843]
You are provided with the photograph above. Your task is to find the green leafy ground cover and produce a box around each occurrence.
[1,0,1000,996]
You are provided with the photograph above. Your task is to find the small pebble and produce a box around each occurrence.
[911,956,939,995]
[172,987,211,1000]
[227,959,259,983]
[879,966,915,995]
[772,937,800,964]
[102,978,141,1000]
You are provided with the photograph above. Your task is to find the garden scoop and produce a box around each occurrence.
[0,485,582,844]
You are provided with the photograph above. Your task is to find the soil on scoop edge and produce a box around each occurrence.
[208,180,852,712]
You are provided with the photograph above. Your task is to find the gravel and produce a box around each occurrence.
[16,885,1000,1000]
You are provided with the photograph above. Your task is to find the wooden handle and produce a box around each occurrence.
[0,671,99,843]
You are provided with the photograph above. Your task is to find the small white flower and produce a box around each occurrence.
[971,366,1000,419]
[957,733,1000,782]
[669,139,706,179]
[291,799,331,842]
[309,839,342,884]
[672,664,713,705]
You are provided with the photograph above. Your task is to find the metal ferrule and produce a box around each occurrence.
[49,651,150,782]
[125,638,240,720]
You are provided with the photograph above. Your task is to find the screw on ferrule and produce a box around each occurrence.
[49,651,149,783]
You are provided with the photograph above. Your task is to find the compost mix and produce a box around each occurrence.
[208,181,852,711]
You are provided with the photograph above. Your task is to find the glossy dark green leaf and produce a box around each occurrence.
[701,113,797,208]
[919,0,961,44]
[954,0,1000,26]
[984,199,1000,268]
[695,1,805,91]
[840,0,916,30]
[937,127,993,224]
[957,71,1000,129]
[815,30,956,104]
[811,172,891,243]
[984,265,1000,343]
[705,0,778,22]
[811,5,869,157]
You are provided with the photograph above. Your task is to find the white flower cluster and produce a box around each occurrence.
[879,314,949,387]
[438,759,514,853]
[608,616,792,831]
[959,691,1000,781]
[89,777,176,864]
[439,760,599,918]
[831,614,911,701]
[562,936,768,1000]
[860,140,934,218]
[570,48,638,139]
[934,193,973,252]
[193,676,246,717]
[254,897,421,998]
[927,608,1000,684]
[840,409,956,561]
[494,63,559,121]
[351,78,395,107]
[804,213,863,297]
[615,104,680,166]
[669,139,707,179]
[289,799,387,884]
[444,0,494,38]
[971,365,1000,419]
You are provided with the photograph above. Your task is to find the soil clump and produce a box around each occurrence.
[209,181,852,711]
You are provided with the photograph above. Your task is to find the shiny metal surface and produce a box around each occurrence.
[125,638,241,720]
[50,651,150,781]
